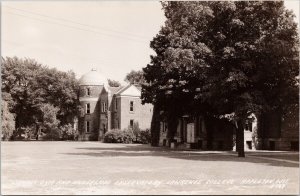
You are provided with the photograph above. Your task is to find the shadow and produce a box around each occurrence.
[61,144,299,168]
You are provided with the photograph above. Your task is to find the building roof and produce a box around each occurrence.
[115,84,141,97]
[79,69,108,86]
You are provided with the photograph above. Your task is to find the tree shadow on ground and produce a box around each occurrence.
[62,144,299,168]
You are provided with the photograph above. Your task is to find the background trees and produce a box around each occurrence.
[1,100,15,140]
[1,56,80,140]
[108,79,121,87]
[125,70,145,86]
[142,1,299,156]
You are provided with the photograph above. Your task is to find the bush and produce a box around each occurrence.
[60,124,78,140]
[104,129,134,144]
[42,128,62,141]
[139,129,151,144]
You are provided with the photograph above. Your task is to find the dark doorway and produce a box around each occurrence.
[163,139,167,147]
[198,140,203,149]
[291,141,299,151]
[217,141,224,150]
[246,141,252,150]
[269,141,275,150]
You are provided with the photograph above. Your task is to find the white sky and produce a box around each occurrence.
[1,1,299,82]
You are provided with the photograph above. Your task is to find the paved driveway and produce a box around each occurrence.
[1,142,299,195]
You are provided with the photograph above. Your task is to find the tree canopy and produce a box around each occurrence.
[142,1,299,156]
[125,70,145,86]
[1,56,80,139]
[108,79,121,87]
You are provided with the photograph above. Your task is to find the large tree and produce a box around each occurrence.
[1,56,80,139]
[142,2,299,156]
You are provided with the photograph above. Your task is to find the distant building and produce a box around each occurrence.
[78,69,153,141]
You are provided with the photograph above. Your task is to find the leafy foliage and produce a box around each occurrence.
[1,100,15,140]
[104,129,135,144]
[142,2,299,156]
[60,123,78,140]
[128,122,151,144]
[125,70,145,86]
[1,56,80,139]
[108,79,121,87]
[40,103,60,140]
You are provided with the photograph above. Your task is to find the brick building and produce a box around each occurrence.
[78,69,153,141]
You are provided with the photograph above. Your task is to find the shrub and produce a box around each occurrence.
[104,129,134,143]
[139,129,151,144]
[60,124,78,140]
[42,128,61,141]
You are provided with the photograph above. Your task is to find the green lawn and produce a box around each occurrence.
[1,141,299,195]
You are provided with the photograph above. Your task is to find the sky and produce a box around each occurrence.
[1,1,299,83]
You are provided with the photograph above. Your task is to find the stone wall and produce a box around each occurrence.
[78,85,104,141]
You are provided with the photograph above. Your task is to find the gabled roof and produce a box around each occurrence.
[114,84,141,97]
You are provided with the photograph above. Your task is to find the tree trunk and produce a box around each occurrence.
[236,120,245,157]
[204,116,214,150]
[167,114,178,145]
[150,104,160,146]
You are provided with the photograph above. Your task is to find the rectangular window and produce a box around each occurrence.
[102,102,107,112]
[115,99,118,111]
[86,103,90,114]
[130,119,134,129]
[115,119,119,129]
[86,121,90,132]
[87,88,90,96]
[130,101,134,112]
[103,123,106,133]
[245,120,252,132]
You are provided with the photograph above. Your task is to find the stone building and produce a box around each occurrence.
[159,111,299,151]
[159,115,235,150]
[78,69,153,141]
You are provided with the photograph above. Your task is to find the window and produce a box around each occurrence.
[103,123,106,133]
[86,121,90,132]
[246,141,252,150]
[115,99,118,111]
[245,120,252,132]
[87,88,90,96]
[102,102,107,112]
[86,103,90,114]
[130,120,134,129]
[130,101,134,112]
[160,121,167,132]
[115,119,119,129]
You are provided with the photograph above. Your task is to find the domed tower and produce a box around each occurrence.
[78,69,108,141]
